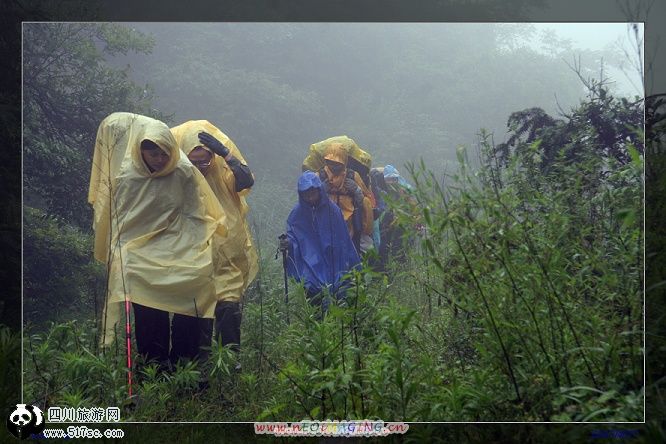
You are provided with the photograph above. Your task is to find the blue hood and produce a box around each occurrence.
[297,170,325,208]
[383,164,413,190]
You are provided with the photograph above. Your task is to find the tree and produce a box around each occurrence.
[22,23,163,327]
[23,23,163,228]
[494,81,643,172]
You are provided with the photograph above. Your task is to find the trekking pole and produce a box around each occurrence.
[123,298,133,398]
[277,234,290,325]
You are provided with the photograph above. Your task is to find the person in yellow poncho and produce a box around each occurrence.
[170,120,258,358]
[88,112,226,369]
[318,143,374,254]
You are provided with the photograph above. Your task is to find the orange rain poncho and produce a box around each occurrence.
[320,143,374,237]
[88,113,227,345]
[170,120,258,303]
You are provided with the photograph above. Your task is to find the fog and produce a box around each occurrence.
[18,19,648,423]
[529,23,644,96]
[98,22,642,238]
[21,22,640,241]
[113,24,637,159]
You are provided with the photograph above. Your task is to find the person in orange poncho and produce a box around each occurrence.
[317,143,374,253]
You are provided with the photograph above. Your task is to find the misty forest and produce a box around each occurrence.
[21,22,645,422]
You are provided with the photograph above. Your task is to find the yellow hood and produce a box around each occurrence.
[171,120,258,302]
[323,142,348,165]
[302,135,372,175]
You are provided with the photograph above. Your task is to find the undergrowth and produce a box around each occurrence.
[22,85,646,424]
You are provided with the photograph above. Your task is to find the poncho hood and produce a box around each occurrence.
[383,164,413,190]
[323,142,348,165]
[171,120,258,302]
[297,170,326,208]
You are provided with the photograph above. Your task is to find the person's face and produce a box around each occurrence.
[302,187,320,206]
[140,142,170,173]
[188,146,214,176]
[325,159,345,175]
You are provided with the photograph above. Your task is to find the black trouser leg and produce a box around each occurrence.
[132,303,170,368]
[199,317,213,360]
[170,314,214,364]
[214,301,241,353]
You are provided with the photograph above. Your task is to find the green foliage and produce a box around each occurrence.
[398,86,642,421]
[167,360,201,394]
[25,320,128,409]
[0,325,20,443]
[19,26,648,425]
[494,81,643,171]
[22,23,165,228]
[645,93,666,439]
[550,386,643,421]
[23,207,104,327]
[0,325,20,404]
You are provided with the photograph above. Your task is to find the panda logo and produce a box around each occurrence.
[6,404,45,439]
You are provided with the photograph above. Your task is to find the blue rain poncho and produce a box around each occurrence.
[286,171,361,297]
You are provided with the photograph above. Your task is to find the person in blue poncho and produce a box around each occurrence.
[281,171,361,312]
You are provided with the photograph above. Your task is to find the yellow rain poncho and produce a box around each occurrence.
[302,135,372,179]
[88,113,226,345]
[170,120,259,303]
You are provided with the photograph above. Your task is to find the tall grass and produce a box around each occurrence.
[22,97,644,423]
